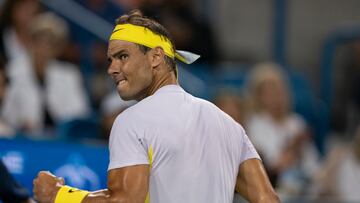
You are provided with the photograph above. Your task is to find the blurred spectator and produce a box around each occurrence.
[333,40,360,135]
[245,62,319,196]
[0,0,40,63]
[100,91,136,139]
[0,160,34,203]
[88,41,113,109]
[0,59,14,137]
[63,0,123,109]
[313,125,360,202]
[139,0,218,65]
[213,90,247,126]
[1,12,90,136]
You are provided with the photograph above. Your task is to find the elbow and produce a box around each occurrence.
[108,194,145,203]
[108,195,131,203]
[257,191,281,203]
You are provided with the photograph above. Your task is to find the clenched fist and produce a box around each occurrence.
[33,171,65,203]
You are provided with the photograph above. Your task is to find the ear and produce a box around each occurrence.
[148,46,165,68]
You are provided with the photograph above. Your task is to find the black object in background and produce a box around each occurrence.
[0,160,30,203]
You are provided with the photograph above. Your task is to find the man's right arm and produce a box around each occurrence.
[33,164,149,203]
[235,159,280,203]
[82,164,149,203]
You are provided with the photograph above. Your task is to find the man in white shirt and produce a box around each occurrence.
[33,10,279,203]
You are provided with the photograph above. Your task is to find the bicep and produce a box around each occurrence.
[236,159,279,203]
[83,164,149,203]
[108,165,150,201]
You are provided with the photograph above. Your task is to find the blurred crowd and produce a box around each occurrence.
[0,0,359,202]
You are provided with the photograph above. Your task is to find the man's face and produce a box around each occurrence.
[107,40,153,101]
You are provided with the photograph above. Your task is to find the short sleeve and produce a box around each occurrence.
[239,129,261,164]
[108,115,149,170]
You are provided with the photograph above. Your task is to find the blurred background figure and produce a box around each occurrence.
[64,0,123,110]
[245,62,319,197]
[0,1,358,202]
[139,0,218,65]
[100,91,136,140]
[0,0,40,63]
[332,39,360,136]
[0,59,14,138]
[0,160,34,203]
[213,90,247,126]
[1,12,90,136]
[88,41,113,109]
[312,124,360,202]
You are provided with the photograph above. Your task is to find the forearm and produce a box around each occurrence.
[83,189,108,202]
[237,183,280,203]
[246,191,280,203]
[236,159,281,203]
[52,187,137,203]
[81,189,116,203]
[82,189,138,203]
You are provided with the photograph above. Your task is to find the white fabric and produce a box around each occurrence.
[175,50,201,64]
[1,55,90,134]
[108,85,259,203]
[3,28,29,61]
[247,113,306,168]
[247,112,319,189]
[337,152,360,202]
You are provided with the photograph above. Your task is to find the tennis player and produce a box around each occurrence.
[33,10,279,203]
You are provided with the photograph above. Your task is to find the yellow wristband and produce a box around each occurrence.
[55,185,90,203]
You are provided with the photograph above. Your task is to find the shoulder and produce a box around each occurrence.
[112,99,151,130]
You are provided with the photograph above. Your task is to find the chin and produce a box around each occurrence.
[117,88,141,101]
[117,91,134,101]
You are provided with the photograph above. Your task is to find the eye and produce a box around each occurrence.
[117,54,128,61]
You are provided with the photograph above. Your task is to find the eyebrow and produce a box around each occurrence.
[107,49,127,61]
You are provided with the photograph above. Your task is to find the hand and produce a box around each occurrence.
[33,171,65,203]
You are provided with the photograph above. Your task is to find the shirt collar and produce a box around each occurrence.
[154,85,185,95]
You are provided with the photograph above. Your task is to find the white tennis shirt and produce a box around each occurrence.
[108,85,259,203]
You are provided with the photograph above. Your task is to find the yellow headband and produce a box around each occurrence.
[109,24,200,64]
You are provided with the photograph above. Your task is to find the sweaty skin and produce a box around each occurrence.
[236,159,280,203]
[33,40,279,203]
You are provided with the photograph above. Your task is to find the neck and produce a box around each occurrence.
[138,70,178,101]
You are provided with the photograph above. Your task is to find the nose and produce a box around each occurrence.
[107,60,120,76]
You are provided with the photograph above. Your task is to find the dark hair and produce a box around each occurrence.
[115,10,177,76]
[0,58,9,85]
[0,0,17,28]
[0,0,38,28]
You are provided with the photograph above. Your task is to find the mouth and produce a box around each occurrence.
[115,77,126,86]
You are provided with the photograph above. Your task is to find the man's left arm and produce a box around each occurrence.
[235,159,280,203]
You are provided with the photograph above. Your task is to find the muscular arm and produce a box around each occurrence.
[82,164,149,203]
[33,164,149,203]
[236,159,280,203]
